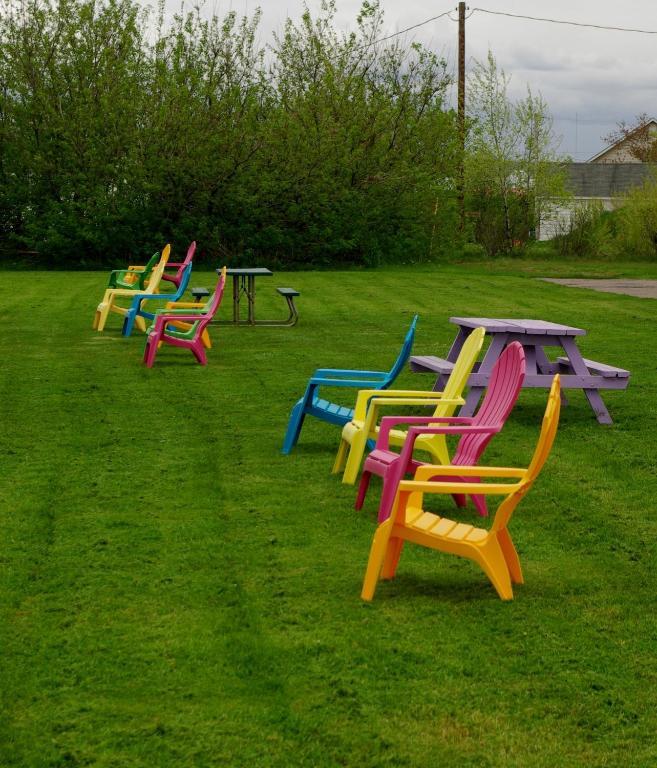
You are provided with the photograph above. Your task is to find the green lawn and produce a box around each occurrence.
[1,264,656,767]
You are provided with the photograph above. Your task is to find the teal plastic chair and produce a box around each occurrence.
[282,316,418,454]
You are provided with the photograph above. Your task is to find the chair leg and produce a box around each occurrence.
[201,329,212,349]
[134,315,147,333]
[381,537,404,580]
[361,518,394,601]
[452,492,467,508]
[281,401,305,455]
[342,432,367,485]
[354,471,371,510]
[191,342,207,365]
[144,335,159,367]
[332,438,349,475]
[470,494,489,517]
[122,313,133,336]
[94,302,111,331]
[473,539,514,600]
[497,528,523,585]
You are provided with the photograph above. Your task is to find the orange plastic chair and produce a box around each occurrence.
[361,375,561,602]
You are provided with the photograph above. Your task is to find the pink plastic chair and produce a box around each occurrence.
[161,241,196,288]
[356,341,526,522]
[143,267,226,367]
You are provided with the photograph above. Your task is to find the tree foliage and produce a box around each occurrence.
[465,51,568,255]
[0,0,457,266]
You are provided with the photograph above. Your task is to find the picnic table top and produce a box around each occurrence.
[221,267,274,277]
[450,317,586,336]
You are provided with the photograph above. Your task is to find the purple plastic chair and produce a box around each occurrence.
[356,341,526,522]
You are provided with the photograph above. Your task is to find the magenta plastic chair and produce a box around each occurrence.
[161,241,196,288]
[143,267,226,367]
[356,341,526,522]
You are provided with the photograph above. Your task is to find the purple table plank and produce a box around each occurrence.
[498,319,586,336]
[450,317,585,336]
[450,317,518,333]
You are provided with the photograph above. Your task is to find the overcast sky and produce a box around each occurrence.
[162,0,657,160]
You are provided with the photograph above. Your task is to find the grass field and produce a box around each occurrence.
[1,262,656,767]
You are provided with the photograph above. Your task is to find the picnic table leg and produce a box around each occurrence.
[232,275,240,324]
[535,346,569,405]
[561,337,613,424]
[247,276,256,324]
[435,326,468,391]
[460,333,509,416]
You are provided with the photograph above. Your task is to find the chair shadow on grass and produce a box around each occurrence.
[370,570,508,603]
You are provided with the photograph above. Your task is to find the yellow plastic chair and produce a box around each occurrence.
[93,245,171,332]
[361,375,561,602]
[334,327,485,485]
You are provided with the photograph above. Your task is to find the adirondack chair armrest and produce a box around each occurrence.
[353,388,451,421]
[165,262,185,268]
[126,264,146,271]
[313,368,388,379]
[376,414,478,450]
[107,287,141,298]
[164,301,205,309]
[406,425,499,437]
[309,376,385,388]
[152,312,205,328]
[368,395,463,414]
[415,464,526,479]
[397,478,521,497]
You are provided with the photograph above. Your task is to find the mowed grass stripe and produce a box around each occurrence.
[1,265,656,767]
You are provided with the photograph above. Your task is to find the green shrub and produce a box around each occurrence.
[614,178,657,260]
[553,201,614,259]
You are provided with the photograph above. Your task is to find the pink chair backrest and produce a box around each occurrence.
[165,241,196,286]
[452,341,526,466]
[177,241,196,277]
[195,268,227,332]
[183,241,196,265]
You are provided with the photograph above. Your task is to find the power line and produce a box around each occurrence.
[471,8,657,35]
[363,9,453,48]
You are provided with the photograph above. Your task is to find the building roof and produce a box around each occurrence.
[588,118,657,162]
[565,162,656,198]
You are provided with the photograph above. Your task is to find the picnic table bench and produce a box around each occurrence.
[410,317,630,424]
[204,268,300,326]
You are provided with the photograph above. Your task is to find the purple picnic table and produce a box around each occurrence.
[409,317,630,425]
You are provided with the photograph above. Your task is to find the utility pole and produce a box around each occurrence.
[457,1,466,232]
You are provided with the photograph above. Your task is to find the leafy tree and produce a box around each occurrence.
[0,0,458,267]
[465,51,568,254]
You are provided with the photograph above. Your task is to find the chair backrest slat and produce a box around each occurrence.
[432,327,485,418]
[491,374,561,532]
[383,315,419,386]
[453,341,525,465]
[144,244,171,292]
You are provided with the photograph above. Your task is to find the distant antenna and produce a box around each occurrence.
[457,2,466,231]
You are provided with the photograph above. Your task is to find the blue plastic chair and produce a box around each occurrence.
[282,315,419,454]
[122,262,193,336]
